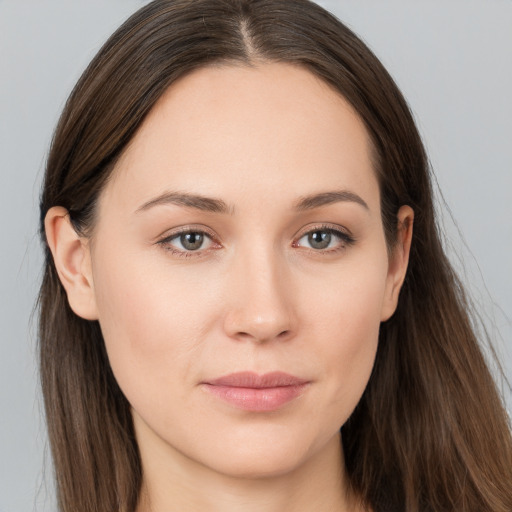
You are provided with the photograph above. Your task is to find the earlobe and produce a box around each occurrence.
[381,205,414,322]
[44,206,99,320]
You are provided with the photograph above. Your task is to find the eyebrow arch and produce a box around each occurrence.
[135,191,233,214]
[294,190,369,211]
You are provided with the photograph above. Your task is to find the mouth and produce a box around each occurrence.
[201,371,310,412]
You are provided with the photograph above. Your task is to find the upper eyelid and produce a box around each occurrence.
[157,225,218,242]
[294,223,353,239]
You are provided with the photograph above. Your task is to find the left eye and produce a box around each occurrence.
[295,228,350,250]
[165,231,213,252]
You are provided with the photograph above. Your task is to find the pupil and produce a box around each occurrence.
[181,232,203,250]
[309,231,331,249]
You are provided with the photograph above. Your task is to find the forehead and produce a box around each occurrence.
[102,62,378,215]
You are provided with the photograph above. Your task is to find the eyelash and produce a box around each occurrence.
[156,224,355,259]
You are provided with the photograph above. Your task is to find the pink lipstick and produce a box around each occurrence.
[201,371,309,412]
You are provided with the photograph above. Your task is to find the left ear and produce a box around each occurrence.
[381,205,414,321]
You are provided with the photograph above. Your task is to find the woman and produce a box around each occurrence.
[38,0,512,511]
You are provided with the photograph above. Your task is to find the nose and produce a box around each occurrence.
[223,247,297,343]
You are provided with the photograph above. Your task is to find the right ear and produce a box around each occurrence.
[44,206,99,320]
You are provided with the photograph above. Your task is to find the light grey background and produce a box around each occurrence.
[1,1,510,511]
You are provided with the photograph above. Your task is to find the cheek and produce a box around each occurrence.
[91,245,221,410]
[301,255,387,420]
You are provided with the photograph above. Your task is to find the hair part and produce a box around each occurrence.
[39,1,512,511]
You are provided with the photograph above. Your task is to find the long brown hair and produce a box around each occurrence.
[38,1,512,511]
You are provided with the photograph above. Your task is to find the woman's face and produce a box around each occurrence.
[83,63,409,479]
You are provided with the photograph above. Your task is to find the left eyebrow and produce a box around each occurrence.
[294,190,369,211]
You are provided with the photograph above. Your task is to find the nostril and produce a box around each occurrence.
[231,329,292,343]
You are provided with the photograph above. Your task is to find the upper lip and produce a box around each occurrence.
[204,371,309,388]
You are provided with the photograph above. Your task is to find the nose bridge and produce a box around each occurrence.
[223,239,296,342]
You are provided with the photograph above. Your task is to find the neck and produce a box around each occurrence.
[135,427,363,512]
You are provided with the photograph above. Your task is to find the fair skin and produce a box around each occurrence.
[45,62,413,512]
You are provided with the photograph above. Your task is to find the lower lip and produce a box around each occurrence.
[201,383,308,412]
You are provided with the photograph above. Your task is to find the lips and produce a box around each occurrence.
[201,371,310,412]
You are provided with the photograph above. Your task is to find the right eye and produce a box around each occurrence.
[157,228,219,257]
[171,231,209,251]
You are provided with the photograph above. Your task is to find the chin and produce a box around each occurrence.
[205,448,311,480]
[193,426,340,481]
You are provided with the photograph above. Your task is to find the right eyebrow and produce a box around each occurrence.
[135,191,234,215]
